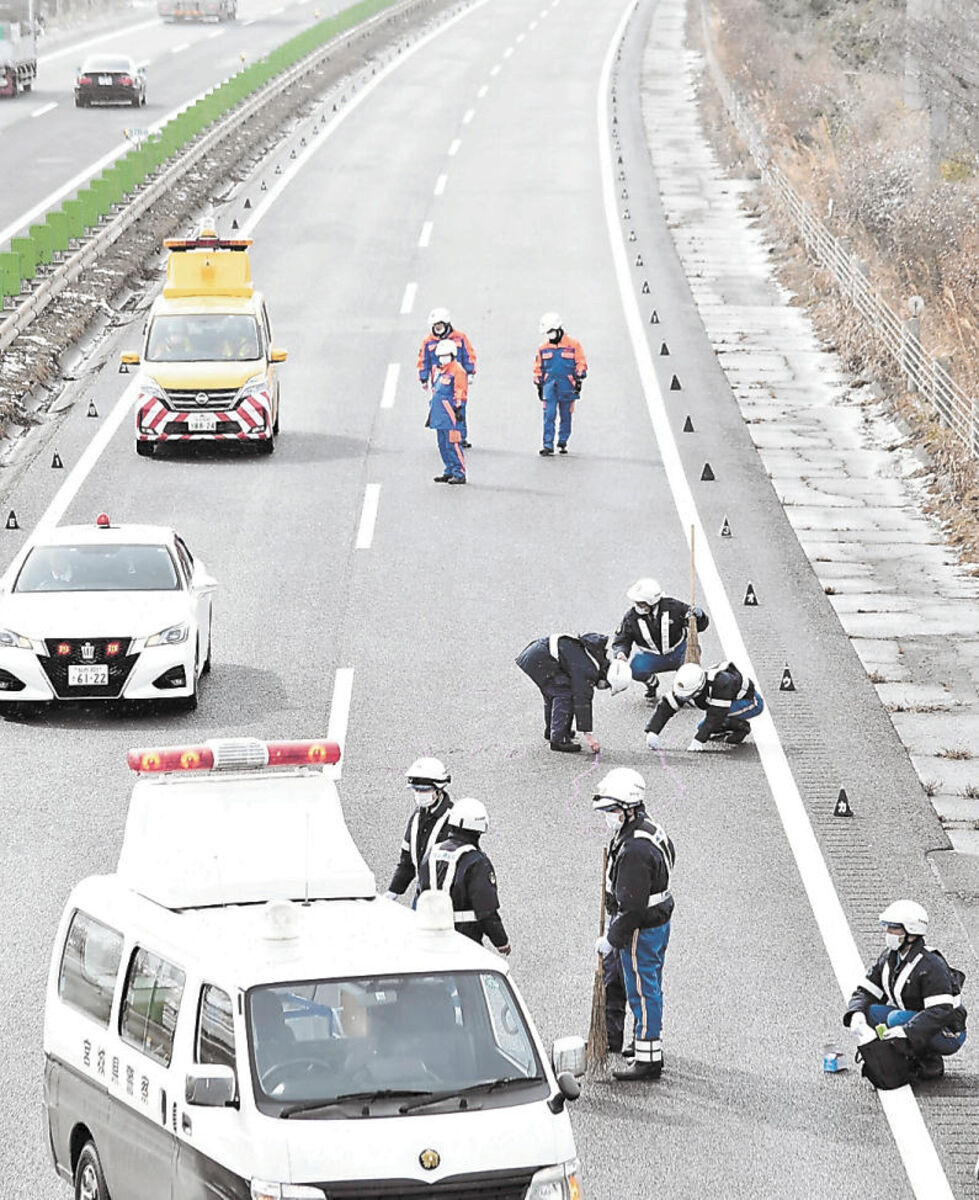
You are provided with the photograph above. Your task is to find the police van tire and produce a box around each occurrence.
[74,1141,111,1200]
[135,440,154,458]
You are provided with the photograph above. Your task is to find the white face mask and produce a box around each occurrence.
[884,932,903,952]
[437,356,453,366]
[605,813,623,831]
[411,787,438,809]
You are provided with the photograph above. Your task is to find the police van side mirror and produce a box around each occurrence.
[551,1035,586,1079]
[185,1065,236,1107]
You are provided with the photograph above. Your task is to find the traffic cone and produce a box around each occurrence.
[641,281,650,294]
[86,400,98,418]
[780,666,796,691]
[51,451,63,469]
[743,582,758,605]
[700,462,715,481]
[670,375,681,390]
[682,415,694,432]
[720,516,732,537]
[660,342,670,355]
[5,510,18,530]
[835,789,853,817]
[650,311,659,324]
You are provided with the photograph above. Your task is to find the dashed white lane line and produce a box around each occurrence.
[529,18,538,28]
[241,17,256,25]
[38,17,160,65]
[477,83,488,97]
[462,107,475,123]
[448,137,461,156]
[540,8,549,17]
[400,281,418,313]
[380,363,400,410]
[503,46,513,57]
[327,668,354,765]
[355,484,381,550]
[516,31,525,42]
[270,4,284,11]
[31,102,57,118]
[490,63,500,75]
[206,28,225,38]
[418,220,433,247]
[433,173,447,195]
[598,2,955,1197]
[170,41,189,53]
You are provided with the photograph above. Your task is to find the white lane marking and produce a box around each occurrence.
[503,46,513,57]
[477,83,488,97]
[598,3,956,1198]
[38,17,161,65]
[327,667,354,765]
[31,102,58,118]
[242,17,256,24]
[170,41,189,53]
[270,4,284,11]
[380,363,400,410]
[529,18,537,28]
[489,63,500,75]
[540,8,549,16]
[206,28,225,38]
[418,220,433,247]
[433,173,447,195]
[462,107,474,123]
[355,484,381,549]
[400,281,418,314]
[447,137,461,156]
[516,31,525,42]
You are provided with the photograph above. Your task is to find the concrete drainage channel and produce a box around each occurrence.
[0,0,471,460]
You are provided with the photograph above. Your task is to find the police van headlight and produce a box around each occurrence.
[146,622,189,647]
[250,1182,326,1200]
[235,373,269,403]
[526,1159,583,1200]
[0,628,31,649]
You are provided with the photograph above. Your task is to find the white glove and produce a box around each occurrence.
[645,731,660,751]
[595,935,614,957]
[881,1025,907,1041]
[383,890,399,901]
[849,1013,868,1032]
[687,739,705,752]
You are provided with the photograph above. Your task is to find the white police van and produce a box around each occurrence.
[44,738,585,1200]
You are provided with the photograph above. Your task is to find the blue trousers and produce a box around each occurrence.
[457,401,468,442]
[696,691,765,736]
[542,396,573,450]
[540,673,574,742]
[618,922,670,1041]
[631,646,686,680]
[436,429,465,479]
[868,1004,966,1056]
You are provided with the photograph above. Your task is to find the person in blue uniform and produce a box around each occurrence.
[533,312,587,456]
[428,339,467,484]
[644,661,763,750]
[611,577,710,705]
[515,632,623,754]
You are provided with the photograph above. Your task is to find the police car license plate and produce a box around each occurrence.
[188,413,217,433]
[98,75,113,85]
[68,665,108,686]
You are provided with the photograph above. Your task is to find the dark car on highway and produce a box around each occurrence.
[74,55,146,108]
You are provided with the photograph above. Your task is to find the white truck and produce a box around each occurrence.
[0,1,37,96]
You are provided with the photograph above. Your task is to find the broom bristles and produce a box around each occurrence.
[586,960,608,1071]
[685,613,702,665]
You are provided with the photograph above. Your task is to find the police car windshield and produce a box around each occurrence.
[248,972,545,1117]
[14,544,180,592]
[146,314,262,362]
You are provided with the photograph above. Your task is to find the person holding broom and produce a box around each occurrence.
[593,767,675,1082]
[611,578,709,706]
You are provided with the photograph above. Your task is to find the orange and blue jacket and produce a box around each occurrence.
[428,360,469,430]
[534,335,587,401]
[418,329,477,385]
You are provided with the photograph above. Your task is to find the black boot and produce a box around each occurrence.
[914,1054,945,1080]
[550,740,581,753]
[723,719,751,745]
[644,678,659,706]
[613,1038,662,1081]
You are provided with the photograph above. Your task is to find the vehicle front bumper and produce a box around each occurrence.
[0,642,196,703]
[137,393,273,443]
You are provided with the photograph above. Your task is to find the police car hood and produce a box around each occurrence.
[0,591,190,639]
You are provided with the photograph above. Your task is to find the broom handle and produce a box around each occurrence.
[598,847,608,940]
[690,524,696,609]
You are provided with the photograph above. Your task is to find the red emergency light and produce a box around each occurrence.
[96,513,111,528]
[127,738,340,774]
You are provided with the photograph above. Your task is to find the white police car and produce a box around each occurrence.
[0,514,215,714]
[43,737,585,1200]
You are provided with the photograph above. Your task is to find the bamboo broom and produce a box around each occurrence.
[586,848,609,1073]
[685,524,702,665]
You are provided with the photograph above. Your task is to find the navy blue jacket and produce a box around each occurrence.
[606,810,675,950]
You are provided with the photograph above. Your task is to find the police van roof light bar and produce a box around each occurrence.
[163,234,252,253]
[127,738,340,774]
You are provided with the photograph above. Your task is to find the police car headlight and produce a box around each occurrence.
[0,628,31,649]
[146,622,189,647]
[526,1159,583,1200]
[250,1183,326,1200]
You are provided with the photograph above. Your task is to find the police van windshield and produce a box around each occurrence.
[146,314,262,362]
[247,971,546,1118]
[14,544,179,592]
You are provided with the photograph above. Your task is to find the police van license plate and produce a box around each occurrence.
[68,665,108,686]
[98,75,113,85]
[188,413,217,433]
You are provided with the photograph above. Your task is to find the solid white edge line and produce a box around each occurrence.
[400,281,417,314]
[327,666,354,766]
[380,362,400,409]
[355,483,381,549]
[418,220,433,247]
[598,3,954,1198]
[31,102,58,118]
[38,17,161,65]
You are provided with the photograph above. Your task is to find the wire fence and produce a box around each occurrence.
[697,2,978,460]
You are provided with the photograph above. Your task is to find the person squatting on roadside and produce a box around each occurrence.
[418,307,477,447]
[644,661,764,751]
[384,757,454,903]
[843,900,967,1081]
[515,632,627,754]
[593,768,675,1081]
[533,312,587,457]
[417,798,511,955]
[612,577,710,706]
[428,339,468,484]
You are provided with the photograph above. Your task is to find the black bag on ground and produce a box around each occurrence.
[856,1037,913,1090]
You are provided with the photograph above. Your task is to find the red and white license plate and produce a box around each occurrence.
[68,665,108,687]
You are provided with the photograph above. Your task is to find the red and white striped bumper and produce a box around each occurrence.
[136,393,273,442]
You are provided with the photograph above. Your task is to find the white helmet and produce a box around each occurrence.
[626,577,663,607]
[435,338,457,361]
[429,307,452,330]
[447,796,489,834]
[878,900,928,936]
[406,757,450,788]
[592,767,645,812]
[539,311,563,336]
[674,663,706,699]
[606,658,632,696]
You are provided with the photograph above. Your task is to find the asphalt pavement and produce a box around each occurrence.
[0,0,973,1195]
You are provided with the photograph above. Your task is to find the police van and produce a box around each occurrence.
[44,738,585,1200]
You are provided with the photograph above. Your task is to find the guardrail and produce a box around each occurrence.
[0,0,423,351]
[697,1,978,460]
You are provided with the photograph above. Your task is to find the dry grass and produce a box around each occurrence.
[938,747,973,760]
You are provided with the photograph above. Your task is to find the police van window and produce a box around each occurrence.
[197,985,236,1073]
[480,973,535,1077]
[120,947,186,1067]
[58,911,124,1027]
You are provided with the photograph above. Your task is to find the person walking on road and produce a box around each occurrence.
[418,307,477,446]
[612,578,710,705]
[593,767,675,1081]
[844,900,967,1080]
[383,757,454,903]
[428,339,468,484]
[533,312,587,456]
[516,632,626,753]
[417,798,511,954]
[644,661,764,750]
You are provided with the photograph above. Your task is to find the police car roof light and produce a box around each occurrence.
[127,738,340,774]
[96,513,111,528]
[163,234,252,253]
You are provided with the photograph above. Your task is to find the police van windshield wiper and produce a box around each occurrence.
[280,1089,430,1118]
[398,1076,543,1114]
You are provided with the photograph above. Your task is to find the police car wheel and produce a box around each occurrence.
[135,440,154,458]
[75,1142,110,1200]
